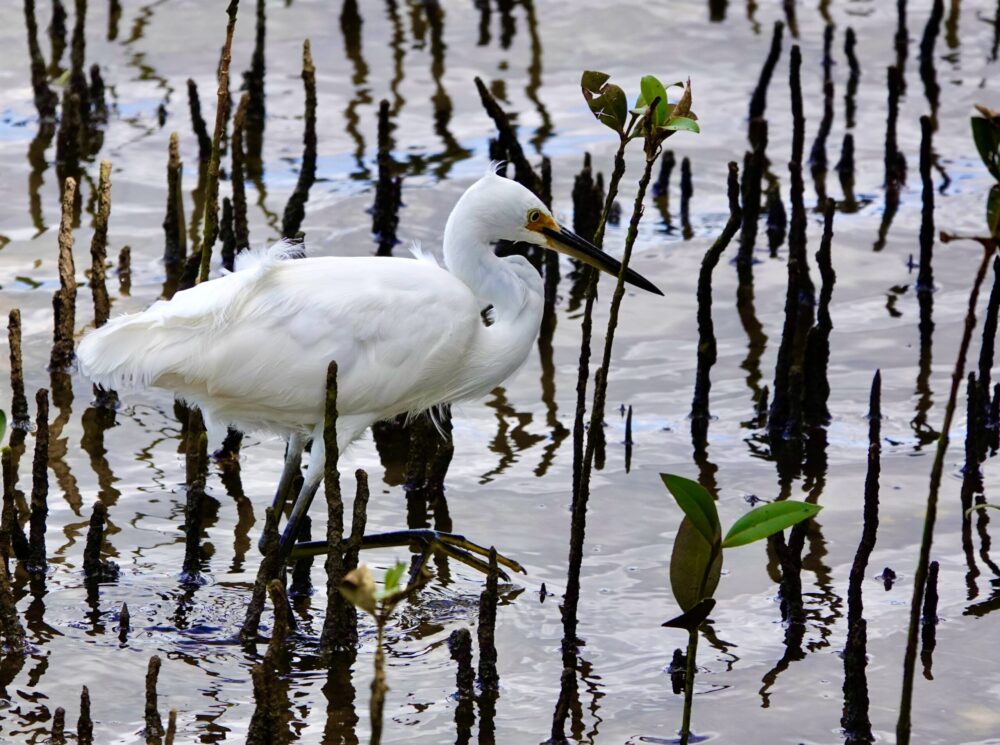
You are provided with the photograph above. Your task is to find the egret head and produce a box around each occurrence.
[467,167,663,296]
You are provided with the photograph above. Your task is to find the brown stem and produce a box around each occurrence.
[197,0,239,283]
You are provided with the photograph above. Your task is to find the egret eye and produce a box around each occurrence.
[527,209,542,224]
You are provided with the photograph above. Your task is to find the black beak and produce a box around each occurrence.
[541,226,663,296]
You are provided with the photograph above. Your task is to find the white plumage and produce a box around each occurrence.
[78,167,661,517]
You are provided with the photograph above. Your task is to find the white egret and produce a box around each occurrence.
[77,166,662,575]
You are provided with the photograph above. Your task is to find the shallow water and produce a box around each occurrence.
[1,0,999,743]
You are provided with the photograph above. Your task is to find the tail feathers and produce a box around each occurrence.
[77,310,202,392]
[79,239,300,392]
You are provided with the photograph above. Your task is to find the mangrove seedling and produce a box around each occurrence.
[340,561,427,745]
[563,69,701,664]
[659,473,821,743]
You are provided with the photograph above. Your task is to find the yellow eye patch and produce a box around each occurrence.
[526,210,558,232]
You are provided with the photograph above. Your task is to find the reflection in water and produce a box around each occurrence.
[782,0,798,38]
[693,162,742,457]
[2,2,1000,741]
[551,653,604,744]
[522,0,553,153]
[961,376,983,600]
[895,0,909,85]
[340,0,372,180]
[423,0,472,179]
[918,0,944,131]
[243,0,267,174]
[47,0,66,77]
[993,3,1000,62]
[47,373,81,516]
[912,117,938,447]
[385,0,407,117]
[119,2,174,145]
[80,405,120,515]
[475,0,490,46]
[480,388,544,484]
[26,124,55,236]
[875,66,906,251]
[535,300,570,479]
[323,653,360,745]
[841,373,881,744]
[218,460,256,573]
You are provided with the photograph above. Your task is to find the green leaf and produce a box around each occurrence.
[660,473,720,545]
[722,501,822,548]
[971,116,1000,180]
[0,410,6,443]
[670,517,722,612]
[988,184,1000,238]
[662,597,716,631]
[640,75,669,126]
[581,71,627,134]
[382,561,407,596]
[662,116,701,134]
[592,85,627,133]
[581,70,611,93]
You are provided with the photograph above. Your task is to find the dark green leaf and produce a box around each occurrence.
[662,597,716,631]
[581,71,627,134]
[0,410,6,443]
[586,84,627,133]
[601,84,628,132]
[581,70,611,94]
[661,473,720,545]
[640,75,669,126]
[662,116,701,134]
[670,517,722,612]
[971,117,1000,180]
[722,501,822,548]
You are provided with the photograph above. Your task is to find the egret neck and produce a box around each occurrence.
[442,190,544,326]
[441,182,545,393]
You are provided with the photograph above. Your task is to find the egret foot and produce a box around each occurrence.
[288,530,525,582]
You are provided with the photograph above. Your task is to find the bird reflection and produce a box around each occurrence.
[217,459,256,574]
[480,388,545,484]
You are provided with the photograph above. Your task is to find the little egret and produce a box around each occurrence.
[77,166,662,576]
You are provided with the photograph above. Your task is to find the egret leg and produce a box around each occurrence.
[272,433,305,513]
[276,433,325,565]
[257,433,305,553]
[288,529,526,582]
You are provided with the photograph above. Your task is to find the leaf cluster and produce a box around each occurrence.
[581,71,700,147]
[660,474,821,630]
